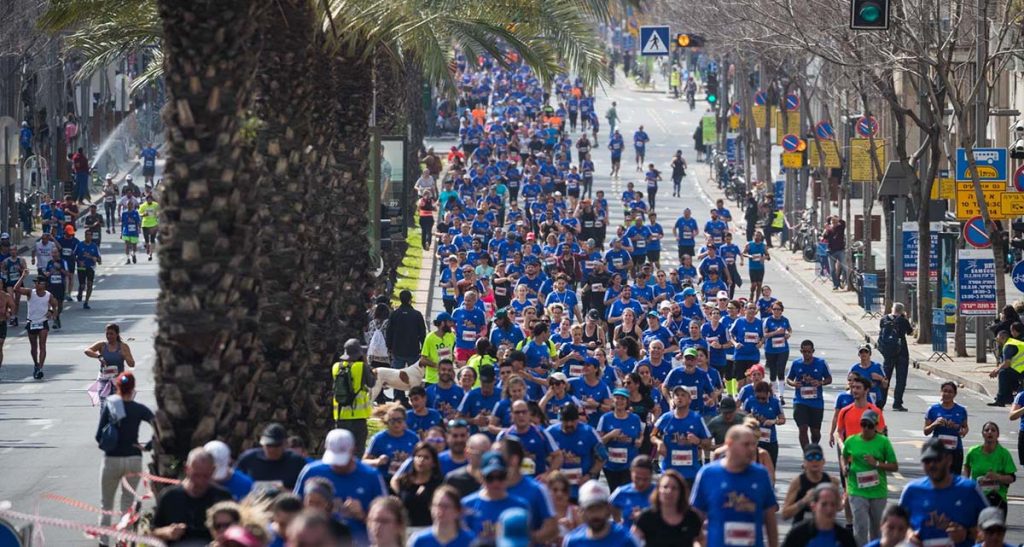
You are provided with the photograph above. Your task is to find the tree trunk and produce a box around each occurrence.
[245,0,321,453]
[153,0,265,475]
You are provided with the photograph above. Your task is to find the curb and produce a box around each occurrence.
[689,163,999,398]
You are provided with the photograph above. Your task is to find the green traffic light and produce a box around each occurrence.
[859,2,881,22]
[707,94,718,104]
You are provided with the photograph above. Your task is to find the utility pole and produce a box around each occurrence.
[973,0,989,363]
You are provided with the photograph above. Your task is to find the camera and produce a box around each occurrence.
[1012,138,1024,159]
[1013,120,1024,137]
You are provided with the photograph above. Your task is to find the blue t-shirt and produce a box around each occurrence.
[569,377,612,427]
[426,383,465,420]
[747,241,768,271]
[546,422,602,495]
[563,522,639,547]
[730,317,764,361]
[744,396,784,444]
[663,368,715,412]
[366,430,420,480]
[75,241,101,269]
[849,362,886,402]
[452,305,487,350]
[762,316,791,355]
[701,321,730,367]
[458,387,502,422]
[460,493,530,539]
[121,211,141,237]
[899,475,988,547]
[609,483,653,527]
[293,461,386,540]
[141,147,158,169]
[674,217,699,246]
[409,528,475,547]
[544,393,582,422]
[597,411,643,472]
[787,357,832,409]
[691,461,778,547]
[506,475,555,531]
[490,325,525,350]
[653,411,711,479]
[496,426,560,475]
[637,357,673,385]
[406,408,444,437]
[925,402,969,451]
[221,470,253,501]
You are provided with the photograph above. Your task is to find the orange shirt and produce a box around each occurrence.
[471,108,486,125]
[836,402,886,440]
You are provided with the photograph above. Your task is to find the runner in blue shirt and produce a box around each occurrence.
[729,303,765,386]
[786,339,832,450]
[460,451,531,541]
[364,405,420,483]
[547,404,603,497]
[743,380,785,467]
[564,480,640,547]
[899,438,988,547]
[406,386,444,438]
[664,348,715,413]
[924,381,970,475]
[745,232,770,301]
[608,455,654,527]
[407,486,476,547]
[452,293,487,363]
[495,400,562,476]
[646,212,665,268]
[762,302,792,404]
[633,126,650,171]
[651,387,710,481]
[598,389,645,492]
[849,345,887,404]
[673,209,699,259]
[608,130,624,178]
[570,358,613,427]
[691,427,779,547]
[120,201,142,264]
[704,210,728,246]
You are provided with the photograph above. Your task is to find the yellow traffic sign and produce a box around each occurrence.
[752,105,772,129]
[729,115,740,129]
[782,152,804,169]
[807,139,841,169]
[849,139,886,182]
[930,175,954,200]
[954,182,1020,220]
[774,109,801,134]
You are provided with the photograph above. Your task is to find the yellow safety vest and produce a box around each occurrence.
[333,360,372,420]
[1005,338,1024,373]
[771,211,785,229]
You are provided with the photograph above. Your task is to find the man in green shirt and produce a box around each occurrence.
[419,312,455,385]
[842,409,898,547]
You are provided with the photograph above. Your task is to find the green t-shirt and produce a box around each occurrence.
[420,331,455,384]
[842,433,897,499]
[965,443,1017,499]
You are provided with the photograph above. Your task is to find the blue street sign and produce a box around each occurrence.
[955,148,1008,182]
[958,249,997,316]
[1013,260,1024,292]
[784,93,800,111]
[931,309,947,353]
[815,121,835,140]
[725,134,737,163]
[861,273,878,312]
[963,215,991,248]
[774,180,784,209]
[639,26,670,56]
[754,90,768,106]
[855,116,878,137]
[900,222,939,282]
[781,134,801,153]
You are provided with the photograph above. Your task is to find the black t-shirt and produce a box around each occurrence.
[235,448,309,489]
[635,507,702,547]
[95,400,154,457]
[398,476,443,526]
[151,484,232,545]
[443,467,481,499]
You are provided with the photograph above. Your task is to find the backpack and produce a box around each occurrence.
[98,408,121,452]
[334,360,376,407]
[877,315,901,358]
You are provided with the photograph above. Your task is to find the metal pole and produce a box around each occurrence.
[3,128,8,233]
[369,66,381,258]
[975,0,989,363]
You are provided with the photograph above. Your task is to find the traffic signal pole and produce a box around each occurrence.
[974,0,989,362]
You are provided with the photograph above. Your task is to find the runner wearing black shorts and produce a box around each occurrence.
[44,250,66,330]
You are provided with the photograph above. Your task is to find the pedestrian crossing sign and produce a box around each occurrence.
[640,26,670,56]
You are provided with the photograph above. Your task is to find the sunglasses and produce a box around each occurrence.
[387,418,404,424]
[447,418,469,429]
[212,520,234,531]
[426,437,446,444]
[860,422,876,429]
[804,453,824,462]
[485,473,507,483]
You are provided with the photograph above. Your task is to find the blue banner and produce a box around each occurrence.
[862,273,878,313]
[726,134,737,163]
[957,249,997,316]
[900,222,940,283]
[931,309,947,352]
[774,180,784,209]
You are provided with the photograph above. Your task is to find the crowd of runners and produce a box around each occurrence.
[84,57,1024,547]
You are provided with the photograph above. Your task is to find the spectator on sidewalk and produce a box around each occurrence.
[386,290,426,405]
[71,147,91,204]
[987,323,1024,406]
[878,303,913,412]
[822,215,846,291]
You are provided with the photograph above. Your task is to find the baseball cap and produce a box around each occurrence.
[716,290,729,300]
[719,396,737,411]
[978,507,1007,531]
[479,364,496,383]
[803,443,825,461]
[671,385,692,396]
[481,450,507,476]
[858,344,872,354]
[322,429,354,466]
[683,347,698,359]
[497,507,530,547]
[435,311,454,323]
[587,309,600,320]
[260,423,287,445]
[495,307,509,320]
[583,357,600,368]
[203,440,233,481]
[646,310,660,319]
[612,387,630,398]
[860,409,880,426]
[549,372,568,383]
[681,287,696,297]
[578,480,610,508]
[919,437,948,461]
[659,301,673,311]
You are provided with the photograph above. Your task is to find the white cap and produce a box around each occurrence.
[549,372,568,383]
[716,290,730,300]
[578,479,610,508]
[203,440,232,481]
[658,301,672,311]
[104,173,114,180]
[322,429,354,466]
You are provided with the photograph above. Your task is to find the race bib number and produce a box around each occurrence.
[461,330,477,343]
[751,254,763,262]
[855,469,880,488]
[938,435,958,450]
[799,386,819,399]
[921,539,954,547]
[583,221,595,228]
[61,248,72,256]
[725,257,735,264]
[437,347,452,361]
[494,287,507,296]
[759,427,772,443]
[978,476,998,490]
[744,332,759,344]
[686,386,698,400]
[521,457,536,476]
[713,236,723,244]
[682,230,693,239]
[612,258,623,268]
[671,450,694,467]
[585,261,598,270]
[724,521,757,546]
[608,447,628,464]
[590,284,604,293]
[562,467,583,484]
[771,337,786,348]
[569,364,584,377]
[635,240,646,248]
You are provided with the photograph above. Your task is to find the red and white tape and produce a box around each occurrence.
[0,502,167,546]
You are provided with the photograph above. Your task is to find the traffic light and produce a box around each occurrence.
[850,0,889,30]
[705,73,718,105]
[675,34,705,48]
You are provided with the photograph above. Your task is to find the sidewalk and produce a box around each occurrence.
[691,162,1009,398]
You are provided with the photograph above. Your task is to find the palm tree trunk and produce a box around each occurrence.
[153,0,266,474]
